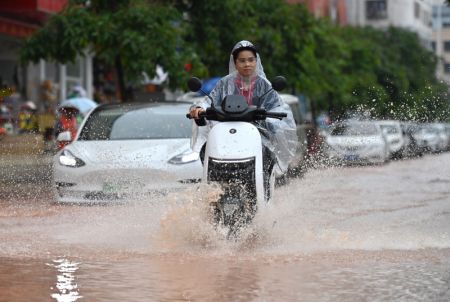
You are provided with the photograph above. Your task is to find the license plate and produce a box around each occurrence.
[103,182,121,193]
[103,181,144,193]
[344,154,359,161]
[223,203,239,216]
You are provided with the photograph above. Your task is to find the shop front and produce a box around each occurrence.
[0,0,93,136]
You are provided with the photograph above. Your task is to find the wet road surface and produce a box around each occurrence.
[0,153,449,301]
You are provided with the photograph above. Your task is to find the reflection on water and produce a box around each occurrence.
[1,251,449,301]
[48,259,82,302]
[0,153,449,301]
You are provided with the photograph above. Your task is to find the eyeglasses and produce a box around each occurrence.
[236,57,257,64]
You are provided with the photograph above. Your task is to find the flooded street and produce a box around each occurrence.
[1,153,449,301]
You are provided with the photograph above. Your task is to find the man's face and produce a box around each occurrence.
[235,50,257,77]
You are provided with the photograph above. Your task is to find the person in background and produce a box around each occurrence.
[18,101,39,133]
[52,84,87,148]
[67,85,87,99]
[3,85,22,133]
[54,106,80,150]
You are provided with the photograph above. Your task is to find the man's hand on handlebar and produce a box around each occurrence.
[189,107,205,119]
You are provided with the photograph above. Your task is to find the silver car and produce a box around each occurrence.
[376,120,406,159]
[324,121,389,165]
[414,123,443,153]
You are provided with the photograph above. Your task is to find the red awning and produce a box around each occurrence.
[0,0,68,14]
[0,17,37,38]
[0,0,67,38]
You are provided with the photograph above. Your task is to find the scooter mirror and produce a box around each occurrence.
[271,76,287,91]
[187,77,202,92]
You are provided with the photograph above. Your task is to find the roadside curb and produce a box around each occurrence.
[0,154,53,167]
[0,134,50,156]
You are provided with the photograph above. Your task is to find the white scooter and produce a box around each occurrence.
[187,77,287,234]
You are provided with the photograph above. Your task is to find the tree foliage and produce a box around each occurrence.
[21,0,194,99]
[21,0,449,120]
[176,0,448,121]
[339,26,448,122]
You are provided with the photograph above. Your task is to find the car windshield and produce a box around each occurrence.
[424,126,439,134]
[78,104,192,140]
[330,123,379,136]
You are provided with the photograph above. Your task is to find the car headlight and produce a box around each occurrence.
[169,150,200,165]
[59,149,85,167]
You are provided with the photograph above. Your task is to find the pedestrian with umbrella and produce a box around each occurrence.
[54,85,98,150]
[54,106,80,150]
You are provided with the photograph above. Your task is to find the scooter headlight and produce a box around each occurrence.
[169,150,200,165]
[59,149,85,167]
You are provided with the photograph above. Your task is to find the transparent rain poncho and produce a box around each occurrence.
[190,40,298,173]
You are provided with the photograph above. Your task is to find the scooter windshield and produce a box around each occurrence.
[190,75,298,174]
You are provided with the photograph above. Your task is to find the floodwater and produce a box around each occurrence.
[1,153,450,301]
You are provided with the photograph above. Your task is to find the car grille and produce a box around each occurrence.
[342,145,361,151]
[84,192,121,200]
[207,157,255,183]
[332,144,361,152]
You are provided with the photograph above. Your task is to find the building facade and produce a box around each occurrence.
[432,0,450,83]
[0,0,93,111]
[287,0,348,25]
[346,0,433,48]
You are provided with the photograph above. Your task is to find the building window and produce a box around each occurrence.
[444,41,450,52]
[431,41,436,52]
[423,11,431,27]
[366,0,387,20]
[414,2,420,19]
[444,63,450,74]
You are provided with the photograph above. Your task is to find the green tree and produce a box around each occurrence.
[346,27,448,121]
[305,24,449,122]
[331,26,390,120]
[176,0,335,121]
[178,0,448,121]
[174,0,257,78]
[23,0,448,119]
[21,0,195,101]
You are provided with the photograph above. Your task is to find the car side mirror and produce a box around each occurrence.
[57,131,72,142]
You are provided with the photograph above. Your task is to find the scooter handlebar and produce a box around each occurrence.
[265,112,287,120]
[186,108,286,121]
[186,111,208,126]
[186,112,207,119]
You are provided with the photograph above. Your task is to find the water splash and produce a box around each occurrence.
[152,155,450,255]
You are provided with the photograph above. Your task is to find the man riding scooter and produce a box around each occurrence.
[188,40,298,200]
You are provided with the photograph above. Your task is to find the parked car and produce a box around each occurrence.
[400,122,426,158]
[278,94,308,176]
[414,123,442,153]
[53,102,203,203]
[430,123,449,152]
[324,120,389,165]
[446,124,450,150]
[376,120,406,159]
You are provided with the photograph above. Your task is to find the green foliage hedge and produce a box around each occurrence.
[21,0,449,121]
